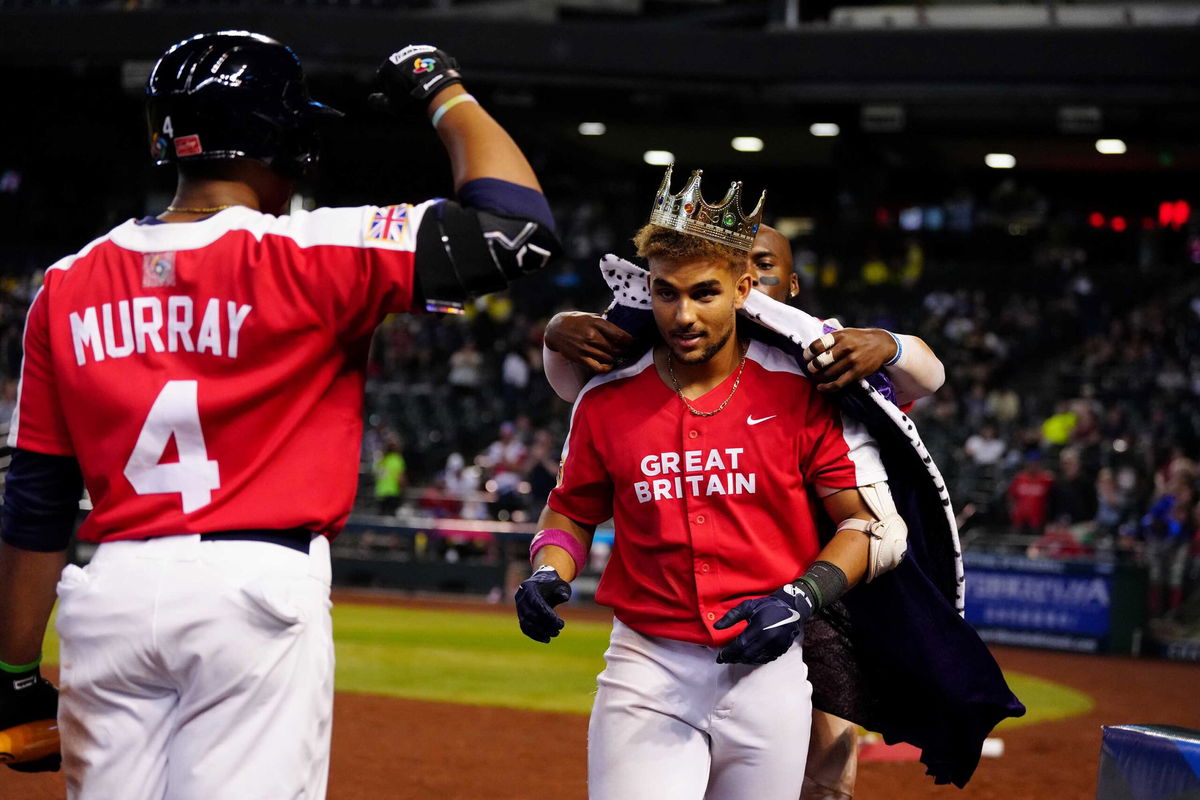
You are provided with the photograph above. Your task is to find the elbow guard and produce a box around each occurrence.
[838,481,908,582]
[414,201,560,308]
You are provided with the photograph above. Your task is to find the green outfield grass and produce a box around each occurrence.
[41,603,1094,724]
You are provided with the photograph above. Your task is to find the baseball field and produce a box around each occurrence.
[10,593,1200,799]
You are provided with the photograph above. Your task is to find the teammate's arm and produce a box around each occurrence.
[0,448,82,773]
[514,508,596,643]
[371,46,560,309]
[803,327,945,403]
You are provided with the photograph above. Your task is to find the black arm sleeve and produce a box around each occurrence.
[413,201,561,308]
[0,448,84,552]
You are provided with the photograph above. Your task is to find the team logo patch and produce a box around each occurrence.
[412,58,437,74]
[142,251,177,288]
[367,205,408,242]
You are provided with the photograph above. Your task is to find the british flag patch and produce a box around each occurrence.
[367,205,408,242]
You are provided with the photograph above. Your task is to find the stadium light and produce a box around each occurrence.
[1095,139,1126,155]
[810,123,840,137]
[731,136,764,153]
[643,150,675,166]
[578,122,607,136]
[985,153,1016,169]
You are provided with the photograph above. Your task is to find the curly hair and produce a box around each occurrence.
[632,225,745,274]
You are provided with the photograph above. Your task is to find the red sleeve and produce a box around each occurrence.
[9,286,74,456]
[284,203,437,342]
[546,400,613,525]
[798,391,860,491]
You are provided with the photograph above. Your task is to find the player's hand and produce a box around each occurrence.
[0,665,60,773]
[544,312,634,374]
[374,45,464,111]
[713,583,815,665]
[515,565,572,643]
[803,328,898,393]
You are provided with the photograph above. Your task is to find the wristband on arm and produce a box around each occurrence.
[783,560,849,613]
[529,528,587,577]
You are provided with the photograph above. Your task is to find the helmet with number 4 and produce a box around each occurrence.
[145,30,342,178]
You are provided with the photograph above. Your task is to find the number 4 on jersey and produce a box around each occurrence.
[123,380,221,513]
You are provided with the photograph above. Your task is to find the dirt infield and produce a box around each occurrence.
[9,597,1200,799]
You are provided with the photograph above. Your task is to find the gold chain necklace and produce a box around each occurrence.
[166,204,234,214]
[666,342,748,417]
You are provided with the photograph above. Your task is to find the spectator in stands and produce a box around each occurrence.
[482,421,528,517]
[448,338,485,394]
[1041,400,1078,449]
[373,435,407,517]
[1092,468,1131,548]
[501,347,531,417]
[1140,477,1197,616]
[1008,452,1056,535]
[1051,448,1097,526]
[964,424,1007,467]
[524,428,561,512]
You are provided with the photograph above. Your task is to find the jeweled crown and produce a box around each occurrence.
[647,165,766,253]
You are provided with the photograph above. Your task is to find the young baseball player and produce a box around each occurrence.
[0,31,558,798]
[515,170,899,800]
[540,221,946,800]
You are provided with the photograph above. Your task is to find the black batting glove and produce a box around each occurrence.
[515,565,572,643]
[0,665,60,773]
[713,582,816,665]
[374,45,463,111]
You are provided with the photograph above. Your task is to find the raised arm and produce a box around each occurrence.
[376,46,559,307]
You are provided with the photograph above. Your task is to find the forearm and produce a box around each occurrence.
[430,86,541,192]
[811,487,877,591]
[885,333,945,405]
[0,542,65,666]
[534,507,595,582]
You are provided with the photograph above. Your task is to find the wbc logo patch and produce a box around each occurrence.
[367,205,408,242]
[142,251,177,287]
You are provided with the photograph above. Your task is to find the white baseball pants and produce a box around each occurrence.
[588,619,812,800]
[54,534,335,800]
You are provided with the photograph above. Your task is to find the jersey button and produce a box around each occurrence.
[695,515,705,524]
[699,563,710,573]
[688,430,699,439]
[706,612,716,621]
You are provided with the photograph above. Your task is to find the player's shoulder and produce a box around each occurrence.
[575,348,656,408]
[745,339,808,384]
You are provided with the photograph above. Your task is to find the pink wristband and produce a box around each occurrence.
[529,528,587,575]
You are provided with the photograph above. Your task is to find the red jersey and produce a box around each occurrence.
[10,203,435,543]
[548,341,887,646]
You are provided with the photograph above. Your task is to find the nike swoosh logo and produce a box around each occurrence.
[746,414,777,426]
[763,609,802,630]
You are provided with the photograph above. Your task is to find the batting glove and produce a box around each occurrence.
[515,565,572,643]
[713,583,816,665]
[374,45,463,111]
[0,665,60,773]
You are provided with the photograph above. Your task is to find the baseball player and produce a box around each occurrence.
[540,222,946,799]
[0,31,558,798]
[515,170,906,800]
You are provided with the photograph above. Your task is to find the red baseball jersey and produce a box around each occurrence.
[10,203,435,543]
[547,341,887,646]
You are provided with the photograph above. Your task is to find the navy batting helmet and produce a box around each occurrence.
[146,31,343,178]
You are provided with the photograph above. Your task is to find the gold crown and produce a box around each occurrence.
[647,165,766,253]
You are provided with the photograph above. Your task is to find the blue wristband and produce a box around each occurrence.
[884,331,903,367]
